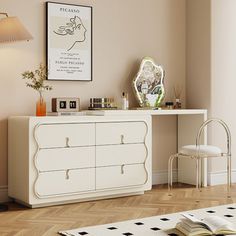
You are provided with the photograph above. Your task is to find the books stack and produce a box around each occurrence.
[88,98,117,110]
[176,213,236,235]
[47,111,86,116]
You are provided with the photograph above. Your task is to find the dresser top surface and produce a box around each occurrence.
[86,109,207,116]
[9,109,207,120]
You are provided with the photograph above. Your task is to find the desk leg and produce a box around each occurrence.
[178,113,207,186]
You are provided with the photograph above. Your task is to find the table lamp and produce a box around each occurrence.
[0,12,33,211]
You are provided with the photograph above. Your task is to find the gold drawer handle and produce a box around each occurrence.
[66,169,70,180]
[66,137,70,148]
[121,135,124,144]
[121,164,125,174]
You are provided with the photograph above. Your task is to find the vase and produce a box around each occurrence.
[36,92,46,116]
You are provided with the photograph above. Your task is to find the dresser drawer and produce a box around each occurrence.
[96,122,147,145]
[96,164,147,190]
[35,168,95,197]
[35,123,95,148]
[36,146,95,171]
[96,144,147,167]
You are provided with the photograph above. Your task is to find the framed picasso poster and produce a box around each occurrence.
[46,2,92,81]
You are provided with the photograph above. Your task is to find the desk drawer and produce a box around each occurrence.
[96,164,147,190]
[96,144,147,167]
[35,168,95,197]
[35,123,95,148]
[36,147,95,171]
[96,122,147,145]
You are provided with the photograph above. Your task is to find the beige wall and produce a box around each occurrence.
[210,0,236,172]
[186,0,211,110]
[186,0,236,180]
[0,0,186,186]
[185,0,213,172]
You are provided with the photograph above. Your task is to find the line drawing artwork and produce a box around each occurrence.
[53,16,87,51]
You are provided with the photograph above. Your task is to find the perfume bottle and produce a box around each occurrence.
[122,92,129,110]
[174,85,182,109]
[174,98,181,109]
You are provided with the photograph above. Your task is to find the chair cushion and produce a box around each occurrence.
[179,145,222,156]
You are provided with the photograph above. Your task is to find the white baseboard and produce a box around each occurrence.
[153,169,236,186]
[207,169,236,186]
[0,186,9,203]
[152,169,177,185]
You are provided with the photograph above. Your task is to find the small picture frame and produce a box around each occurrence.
[46,2,93,81]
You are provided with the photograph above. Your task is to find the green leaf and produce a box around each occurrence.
[20,63,52,92]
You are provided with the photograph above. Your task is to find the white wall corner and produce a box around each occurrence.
[207,169,236,186]
[0,186,9,203]
[152,169,177,185]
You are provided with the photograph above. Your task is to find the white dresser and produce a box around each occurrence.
[8,115,152,208]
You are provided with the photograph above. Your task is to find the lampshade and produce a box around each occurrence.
[0,16,33,43]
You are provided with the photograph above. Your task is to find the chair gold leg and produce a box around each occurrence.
[193,157,202,203]
[168,154,177,196]
[199,158,202,191]
[168,155,172,194]
[227,155,232,198]
[195,157,199,190]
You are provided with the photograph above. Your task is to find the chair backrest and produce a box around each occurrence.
[196,118,231,155]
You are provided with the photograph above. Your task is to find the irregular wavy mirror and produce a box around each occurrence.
[133,57,165,108]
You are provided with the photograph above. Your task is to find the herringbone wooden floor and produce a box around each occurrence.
[0,184,236,235]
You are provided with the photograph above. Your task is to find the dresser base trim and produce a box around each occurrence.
[14,191,145,208]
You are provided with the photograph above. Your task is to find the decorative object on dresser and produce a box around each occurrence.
[174,84,183,109]
[165,102,174,109]
[8,115,151,208]
[47,111,85,116]
[21,64,52,116]
[0,12,33,43]
[121,92,129,110]
[46,2,92,81]
[133,57,165,108]
[89,98,117,110]
[51,97,80,112]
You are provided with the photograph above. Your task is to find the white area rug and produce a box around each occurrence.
[59,204,236,236]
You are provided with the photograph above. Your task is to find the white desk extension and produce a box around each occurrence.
[86,109,207,116]
[87,109,208,186]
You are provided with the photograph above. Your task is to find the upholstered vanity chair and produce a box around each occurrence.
[168,118,232,197]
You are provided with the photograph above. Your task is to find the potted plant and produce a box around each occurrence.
[21,64,52,116]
